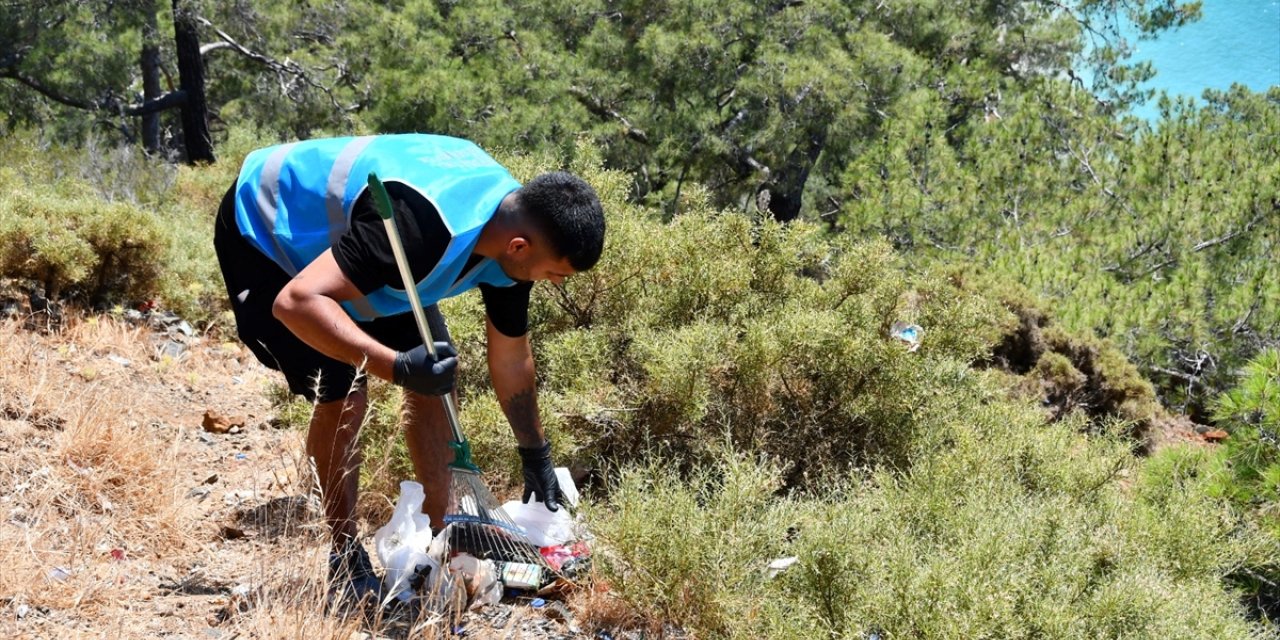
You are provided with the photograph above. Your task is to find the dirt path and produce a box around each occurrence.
[0,311,604,639]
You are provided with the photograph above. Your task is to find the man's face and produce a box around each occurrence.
[498,236,577,284]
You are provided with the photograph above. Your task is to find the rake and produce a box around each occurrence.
[366,172,547,569]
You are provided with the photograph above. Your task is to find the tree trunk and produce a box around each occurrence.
[767,125,828,222]
[172,0,214,163]
[140,1,162,153]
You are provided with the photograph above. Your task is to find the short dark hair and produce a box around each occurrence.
[517,172,606,272]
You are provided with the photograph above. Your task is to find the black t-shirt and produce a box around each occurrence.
[332,181,532,337]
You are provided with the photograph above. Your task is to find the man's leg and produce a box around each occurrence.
[403,390,456,529]
[306,388,369,550]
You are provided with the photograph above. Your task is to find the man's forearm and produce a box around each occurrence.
[274,289,398,381]
[489,348,545,448]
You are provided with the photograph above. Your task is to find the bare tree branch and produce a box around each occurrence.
[199,41,234,56]
[194,14,349,111]
[122,90,187,116]
[1192,211,1269,253]
[1,65,188,116]
[568,85,650,144]
[0,68,96,110]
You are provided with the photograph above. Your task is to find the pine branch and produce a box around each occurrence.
[0,68,96,110]
[195,14,351,111]
[568,85,650,144]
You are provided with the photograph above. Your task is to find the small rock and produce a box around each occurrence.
[223,489,256,506]
[202,410,247,434]
[197,433,216,445]
[158,340,187,361]
[187,486,211,500]
[220,525,247,540]
[203,473,219,485]
[16,604,29,618]
[151,311,180,328]
[107,354,132,367]
[123,309,144,322]
[176,320,195,337]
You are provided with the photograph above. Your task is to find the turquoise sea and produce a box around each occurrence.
[1105,0,1280,120]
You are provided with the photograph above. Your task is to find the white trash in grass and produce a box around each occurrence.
[501,467,583,547]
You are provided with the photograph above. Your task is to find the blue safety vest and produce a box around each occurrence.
[234,134,521,321]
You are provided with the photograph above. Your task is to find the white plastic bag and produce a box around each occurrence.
[374,481,436,600]
[501,467,583,547]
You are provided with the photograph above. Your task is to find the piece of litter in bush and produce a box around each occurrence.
[107,354,132,366]
[47,567,71,582]
[889,321,923,352]
[767,556,798,578]
[530,598,546,608]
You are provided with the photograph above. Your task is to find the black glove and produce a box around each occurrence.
[518,441,561,512]
[392,341,458,396]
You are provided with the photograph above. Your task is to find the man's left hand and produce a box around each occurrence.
[517,441,561,512]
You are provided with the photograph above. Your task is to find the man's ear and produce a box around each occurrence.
[505,236,531,256]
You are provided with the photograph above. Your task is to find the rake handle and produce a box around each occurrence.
[367,172,474,466]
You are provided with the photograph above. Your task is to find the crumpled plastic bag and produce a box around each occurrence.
[501,468,584,547]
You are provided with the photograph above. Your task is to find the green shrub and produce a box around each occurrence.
[840,84,1280,413]
[0,190,164,301]
[973,277,1160,444]
[1209,349,1280,618]
[0,131,227,321]
[1213,349,1280,514]
[588,387,1272,638]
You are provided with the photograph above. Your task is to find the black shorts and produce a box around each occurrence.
[214,185,451,403]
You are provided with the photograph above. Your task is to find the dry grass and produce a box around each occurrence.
[0,311,589,639]
[0,315,197,621]
[0,313,359,637]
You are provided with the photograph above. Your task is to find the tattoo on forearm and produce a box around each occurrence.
[504,388,542,447]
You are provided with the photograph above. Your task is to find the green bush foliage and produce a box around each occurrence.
[1206,349,1280,617]
[589,424,1272,638]
[0,130,235,322]
[1213,349,1280,518]
[383,150,1270,635]
[472,148,1013,485]
[840,83,1280,412]
[0,182,167,305]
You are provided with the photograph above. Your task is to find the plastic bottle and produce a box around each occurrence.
[374,480,434,600]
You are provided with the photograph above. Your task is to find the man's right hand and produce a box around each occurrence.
[392,341,458,396]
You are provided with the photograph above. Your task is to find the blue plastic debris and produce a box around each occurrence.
[530,598,546,608]
[889,321,923,352]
